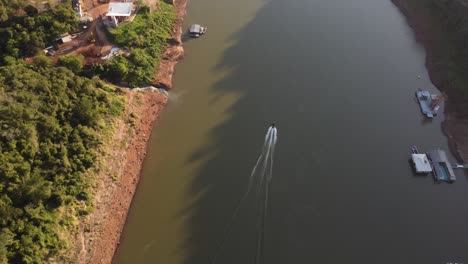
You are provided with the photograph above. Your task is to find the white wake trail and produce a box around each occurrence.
[256,127,278,264]
[211,126,275,264]
[267,128,277,182]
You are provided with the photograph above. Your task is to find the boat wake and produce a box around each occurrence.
[211,125,278,264]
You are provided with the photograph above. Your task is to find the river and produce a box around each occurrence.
[114,0,468,263]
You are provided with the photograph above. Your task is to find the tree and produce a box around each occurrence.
[105,56,128,81]
[57,55,84,74]
[32,55,52,68]
[0,64,124,262]
[24,5,38,17]
[0,1,78,60]
[0,228,14,263]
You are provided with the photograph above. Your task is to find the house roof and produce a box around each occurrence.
[62,35,72,42]
[411,154,432,173]
[106,2,133,17]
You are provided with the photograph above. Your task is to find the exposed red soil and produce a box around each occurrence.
[50,0,113,62]
[75,89,168,264]
[391,0,468,163]
[65,18,112,63]
[153,45,184,89]
[70,0,188,263]
[152,0,188,89]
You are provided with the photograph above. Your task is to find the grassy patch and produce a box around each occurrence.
[104,3,177,87]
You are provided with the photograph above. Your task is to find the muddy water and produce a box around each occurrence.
[115,0,468,263]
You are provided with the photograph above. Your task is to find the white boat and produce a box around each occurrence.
[189,24,207,38]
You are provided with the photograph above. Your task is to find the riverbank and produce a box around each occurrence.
[391,0,468,163]
[72,0,188,263]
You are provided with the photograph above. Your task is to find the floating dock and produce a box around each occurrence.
[427,149,456,183]
[411,146,432,174]
[415,90,439,118]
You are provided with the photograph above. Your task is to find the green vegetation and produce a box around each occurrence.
[102,3,177,87]
[0,0,27,21]
[0,62,125,263]
[0,0,78,60]
[58,55,84,74]
[0,1,177,262]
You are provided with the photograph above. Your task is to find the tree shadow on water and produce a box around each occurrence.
[177,0,314,263]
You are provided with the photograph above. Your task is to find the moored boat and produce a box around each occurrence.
[189,24,207,38]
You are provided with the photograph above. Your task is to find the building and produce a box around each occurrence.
[106,2,134,26]
[56,34,72,44]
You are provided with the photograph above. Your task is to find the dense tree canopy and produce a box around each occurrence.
[0,1,177,262]
[0,63,124,263]
[0,0,78,60]
[0,0,27,21]
[57,55,84,74]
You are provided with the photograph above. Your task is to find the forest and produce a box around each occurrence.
[0,1,126,263]
[0,0,178,261]
[0,61,125,263]
[0,0,78,61]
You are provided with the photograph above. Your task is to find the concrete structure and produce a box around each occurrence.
[428,149,456,183]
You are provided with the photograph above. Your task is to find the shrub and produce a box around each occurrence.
[57,55,84,74]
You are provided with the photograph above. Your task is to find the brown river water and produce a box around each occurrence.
[115,0,468,263]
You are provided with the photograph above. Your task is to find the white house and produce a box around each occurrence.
[106,2,134,26]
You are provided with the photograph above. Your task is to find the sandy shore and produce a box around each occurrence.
[72,0,188,263]
[391,0,468,163]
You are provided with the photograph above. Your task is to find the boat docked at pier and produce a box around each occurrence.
[409,146,456,183]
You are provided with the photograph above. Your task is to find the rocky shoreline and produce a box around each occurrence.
[391,0,468,163]
[72,0,188,263]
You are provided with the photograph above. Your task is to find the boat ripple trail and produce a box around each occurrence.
[211,126,277,264]
[255,127,277,264]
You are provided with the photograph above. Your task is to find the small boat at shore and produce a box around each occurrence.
[189,24,207,38]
